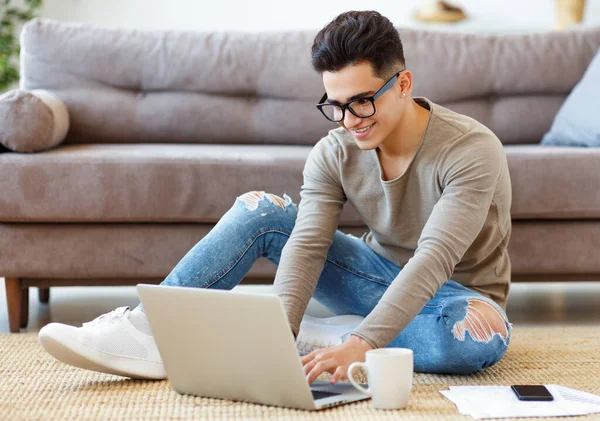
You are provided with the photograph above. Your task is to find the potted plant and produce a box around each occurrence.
[0,0,43,92]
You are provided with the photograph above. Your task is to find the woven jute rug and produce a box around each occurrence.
[1,326,599,421]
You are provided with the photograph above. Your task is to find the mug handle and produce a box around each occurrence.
[347,362,371,397]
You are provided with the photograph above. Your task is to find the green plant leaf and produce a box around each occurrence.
[20,12,34,21]
[0,0,42,91]
[25,0,43,8]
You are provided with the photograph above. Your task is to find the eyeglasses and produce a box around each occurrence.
[316,70,405,122]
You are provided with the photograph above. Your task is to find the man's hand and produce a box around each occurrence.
[302,335,374,384]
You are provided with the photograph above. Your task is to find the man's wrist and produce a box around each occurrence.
[347,333,375,351]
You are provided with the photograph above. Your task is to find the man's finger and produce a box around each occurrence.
[301,349,321,365]
[330,366,346,384]
[307,360,333,384]
[303,358,319,376]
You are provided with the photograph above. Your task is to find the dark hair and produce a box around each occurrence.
[311,11,405,79]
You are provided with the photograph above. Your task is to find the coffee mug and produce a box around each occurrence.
[347,348,414,409]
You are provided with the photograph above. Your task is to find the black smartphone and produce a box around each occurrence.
[511,385,554,401]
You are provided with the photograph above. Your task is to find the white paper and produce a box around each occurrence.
[440,390,487,418]
[440,385,600,419]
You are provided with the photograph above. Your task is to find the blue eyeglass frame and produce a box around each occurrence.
[316,69,405,122]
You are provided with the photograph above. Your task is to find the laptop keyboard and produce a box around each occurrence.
[311,389,342,401]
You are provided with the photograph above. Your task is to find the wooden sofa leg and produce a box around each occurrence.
[21,287,30,328]
[39,287,50,304]
[5,278,24,333]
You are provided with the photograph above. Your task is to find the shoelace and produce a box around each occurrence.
[83,306,130,328]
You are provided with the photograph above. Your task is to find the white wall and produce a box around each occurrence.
[40,0,600,33]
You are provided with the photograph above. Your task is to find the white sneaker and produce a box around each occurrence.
[38,306,166,380]
[296,314,365,356]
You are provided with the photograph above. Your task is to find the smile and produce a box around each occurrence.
[353,124,373,133]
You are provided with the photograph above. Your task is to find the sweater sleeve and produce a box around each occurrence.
[272,136,347,336]
[352,131,504,348]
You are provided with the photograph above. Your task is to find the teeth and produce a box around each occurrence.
[354,125,372,133]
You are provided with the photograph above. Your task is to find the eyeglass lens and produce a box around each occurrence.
[321,99,375,122]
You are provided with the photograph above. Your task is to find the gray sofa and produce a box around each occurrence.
[2,19,600,332]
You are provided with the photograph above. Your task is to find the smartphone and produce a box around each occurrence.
[511,385,554,401]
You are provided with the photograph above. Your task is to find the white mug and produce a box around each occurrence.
[347,348,414,410]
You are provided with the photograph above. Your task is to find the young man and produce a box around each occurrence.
[39,10,513,384]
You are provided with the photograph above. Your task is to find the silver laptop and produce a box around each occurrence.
[137,284,369,410]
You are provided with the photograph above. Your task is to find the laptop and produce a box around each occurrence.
[136,284,369,410]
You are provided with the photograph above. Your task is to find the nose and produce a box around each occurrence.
[343,109,362,128]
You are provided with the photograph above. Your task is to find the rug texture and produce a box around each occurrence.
[1,326,599,420]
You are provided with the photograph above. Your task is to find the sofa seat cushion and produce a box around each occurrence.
[1,144,598,222]
[506,145,600,219]
[0,143,362,225]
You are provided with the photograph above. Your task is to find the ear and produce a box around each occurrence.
[398,70,414,97]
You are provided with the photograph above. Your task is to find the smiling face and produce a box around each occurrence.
[322,61,410,151]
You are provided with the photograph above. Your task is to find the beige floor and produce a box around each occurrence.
[1,277,599,333]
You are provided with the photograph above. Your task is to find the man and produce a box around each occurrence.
[39,10,513,384]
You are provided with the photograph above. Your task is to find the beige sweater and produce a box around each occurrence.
[273,98,512,349]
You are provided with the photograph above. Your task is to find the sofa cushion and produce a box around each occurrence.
[20,19,600,146]
[505,145,600,219]
[0,144,598,222]
[0,89,70,153]
[0,143,362,225]
[541,48,600,147]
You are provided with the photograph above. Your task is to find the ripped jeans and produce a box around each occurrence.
[152,191,512,374]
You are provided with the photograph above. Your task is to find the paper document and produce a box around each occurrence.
[440,385,600,419]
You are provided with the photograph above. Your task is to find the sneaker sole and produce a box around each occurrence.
[39,325,166,380]
[302,314,365,326]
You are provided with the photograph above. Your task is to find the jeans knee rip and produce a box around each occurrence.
[237,191,293,211]
[451,298,510,344]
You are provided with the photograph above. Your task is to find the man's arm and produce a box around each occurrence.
[352,133,505,348]
[272,137,346,336]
